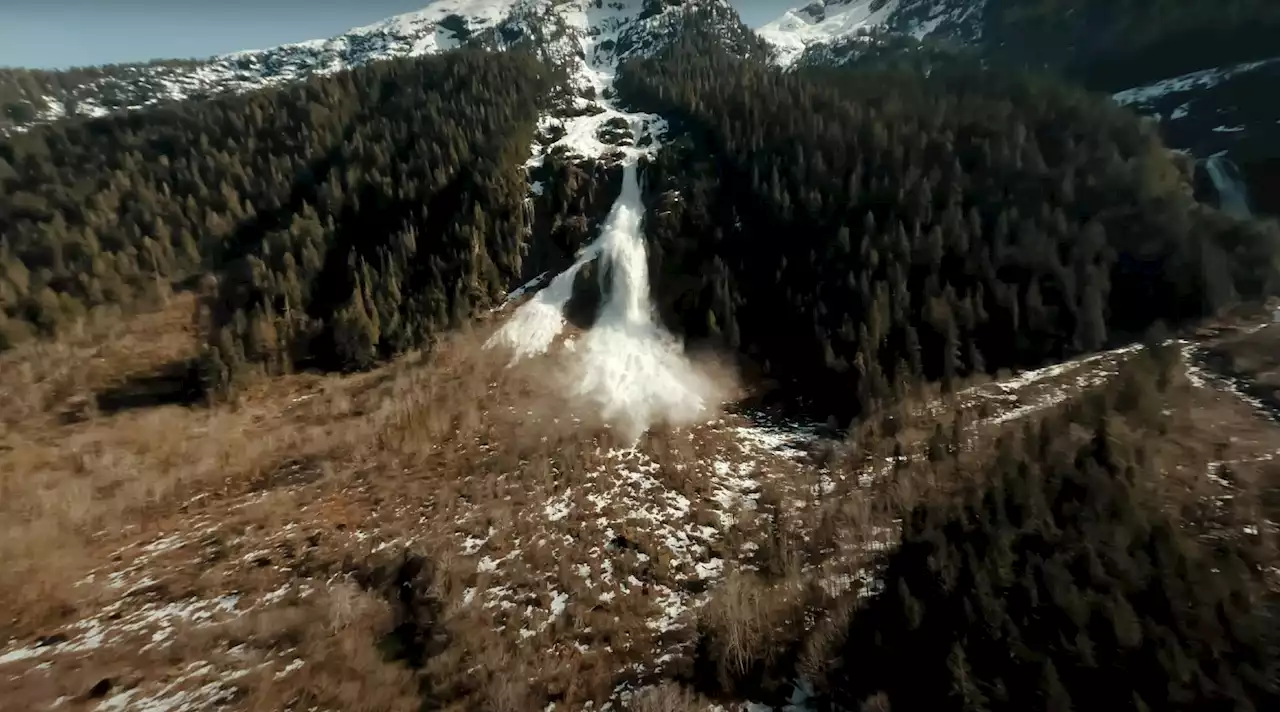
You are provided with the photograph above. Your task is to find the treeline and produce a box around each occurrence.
[828,346,1279,711]
[617,36,1280,425]
[0,49,547,389]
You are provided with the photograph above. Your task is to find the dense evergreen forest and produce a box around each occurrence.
[827,345,1279,711]
[806,0,1280,93]
[618,37,1280,424]
[908,0,1280,90]
[3,25,1279,409]
[0,49,546,390]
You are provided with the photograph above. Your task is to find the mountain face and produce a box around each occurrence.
[0,0,757,135]
[7,0,1275,209]
[2,0,1276,375]
[754,0,1280,216]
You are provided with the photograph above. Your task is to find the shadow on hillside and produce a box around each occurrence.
[94,359,203,415]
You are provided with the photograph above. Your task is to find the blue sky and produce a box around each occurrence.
[0,1,795,69]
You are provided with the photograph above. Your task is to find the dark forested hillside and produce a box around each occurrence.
[877,0,1280,91]
[988,0,1280,90]
[617,37,1280,424]
[4,16,1280,408]
[200,51,545,388]
[0,49,547,390]
[830,347,1279,711]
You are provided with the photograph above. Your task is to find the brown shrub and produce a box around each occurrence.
[626,681,711,712]
[698,571,808,696]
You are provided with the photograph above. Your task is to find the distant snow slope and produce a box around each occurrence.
[757,0,1279,177]
[757,0,901,67]
[756,0,983,67]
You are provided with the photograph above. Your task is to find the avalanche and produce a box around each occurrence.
[485,1,722,438]
[566,161,718,441]
[488,151,719,439]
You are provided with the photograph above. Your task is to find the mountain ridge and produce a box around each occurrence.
[3,0,1276,182]
[6,0,1276,178]
[753,0,1280,216]
[0,0,758,136]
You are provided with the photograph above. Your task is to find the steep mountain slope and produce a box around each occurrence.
[2,289,1276,711]
[755,0,904,67]
[0,0,765,366]
[615,37,1280,425]
[761,0,1280,78]
[1112,60,1280,166]
[757,0,1280,215]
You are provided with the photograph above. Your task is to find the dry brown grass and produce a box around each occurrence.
[1215,325,1280,382]
[697,571,807,691]
[0,293,774,709]
[0,293,388,636]
[1205,322,1280,412]
[0,298,456,705]
[4,297,1278,711]
[625,681,715,711]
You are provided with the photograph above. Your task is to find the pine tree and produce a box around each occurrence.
[948,643,990,712]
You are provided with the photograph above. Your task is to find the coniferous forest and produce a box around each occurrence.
[1,49,549,390]
[618,37,1280,424]
[4,30,1278,408]
[831,347,1279,711]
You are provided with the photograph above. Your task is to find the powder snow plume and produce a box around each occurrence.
[485,249,599,362]
[487,161,719,440]
[568,162,717,441]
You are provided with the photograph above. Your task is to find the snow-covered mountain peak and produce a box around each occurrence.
[758,0,899,66]
[220,0,519,64]
[5,0,747,134]
[756,0,989,67]
[347,0,520,37]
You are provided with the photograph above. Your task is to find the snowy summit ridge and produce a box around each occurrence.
[757,0,902,67]
[756,0,986,67]
[10,0,750,132]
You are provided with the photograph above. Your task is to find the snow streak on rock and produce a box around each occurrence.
[7,0,743,135]
[1111,57,1280,108]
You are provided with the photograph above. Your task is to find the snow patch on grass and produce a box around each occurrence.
[0,595,242,666]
